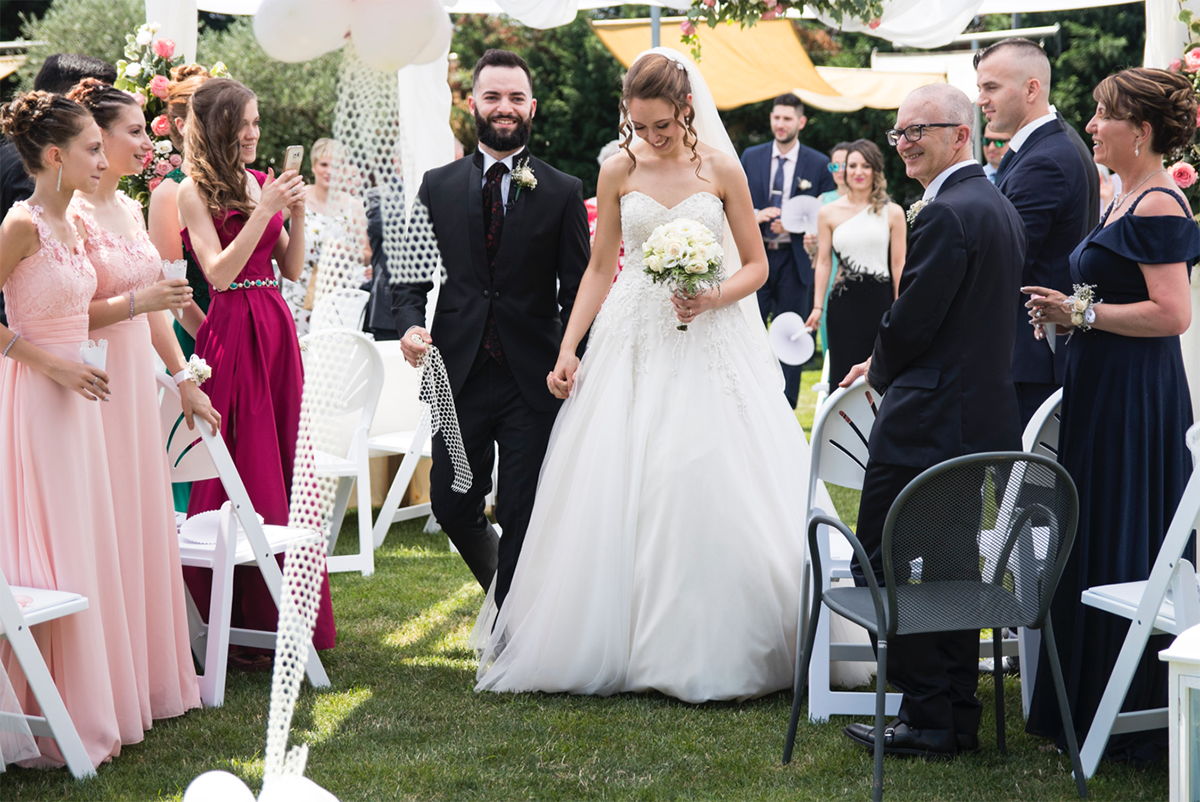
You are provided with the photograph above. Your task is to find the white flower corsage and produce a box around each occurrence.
[175,354,212,386]
[1064,283,1100,331]
[798,179,812,191]
[906,199,929,224]
[511,159,537,201]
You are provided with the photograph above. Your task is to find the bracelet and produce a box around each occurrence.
[2,333,18,358]
[172,369,191,386]
[129,290,136,320]
[716,283,722,300]
[813,306,823,311]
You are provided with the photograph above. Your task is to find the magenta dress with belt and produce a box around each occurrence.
[182,170,335,649]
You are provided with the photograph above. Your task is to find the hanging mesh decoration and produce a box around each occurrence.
[415,341,471,493]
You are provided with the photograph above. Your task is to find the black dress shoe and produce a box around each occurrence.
[843,720,956,759]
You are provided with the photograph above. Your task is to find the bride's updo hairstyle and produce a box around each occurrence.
[844,139,890,213]
[1093,68,1198,156]
[185,77,257,217]
[619,54,701,176]
[166,63,211,151]
[0,90,92,173]
[67,77,138,131]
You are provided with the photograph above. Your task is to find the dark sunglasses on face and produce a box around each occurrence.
[827,162,843,173]
[983,138,1008,148]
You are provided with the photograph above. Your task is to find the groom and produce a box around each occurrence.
[391,49,590,608]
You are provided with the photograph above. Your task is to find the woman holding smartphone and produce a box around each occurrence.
[176,78,336,664]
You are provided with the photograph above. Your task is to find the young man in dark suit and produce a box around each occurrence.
[840,84,1026,758]
[739,94,835,407]
[976,38,1095,425]
[390,50,590,609]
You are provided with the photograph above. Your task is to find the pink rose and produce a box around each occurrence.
[1170,58,1183,73]
[141,150,154,170]
[760,9,778,19]
[1185,48,1200,73]
[703,0,715,7]
[1171,161,1197,189]
[680,19,697,36]
[152,38,176,60]
[763,0,777,9]
[125,90,147,107]
[149,177,163,192]
[169,153,183,167]
[154,159,173,176]
[151,114,171,137]
[149,75,170,100]
[868,18,882,29]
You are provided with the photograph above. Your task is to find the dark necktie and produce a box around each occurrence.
[482,161,508,365]
[994,149,1014,184]
[766,154,787,240]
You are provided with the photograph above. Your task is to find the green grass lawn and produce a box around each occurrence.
[3,363,1168,800]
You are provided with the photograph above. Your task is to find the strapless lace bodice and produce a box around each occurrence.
[72,193,162,301]
[831,206,890,291]
[4,201,97,325]
[620,191,726,260]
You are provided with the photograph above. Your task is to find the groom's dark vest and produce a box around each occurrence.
[390,149,590,412]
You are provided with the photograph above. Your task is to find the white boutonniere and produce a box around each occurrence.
[798,179,812,192]
[511,159,537,202]
[906,199,929,224]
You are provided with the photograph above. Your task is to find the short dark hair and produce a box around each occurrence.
[33,53,118,95]
[972,37,1047,70]
[471,50,533,95]
[772,93,804,116]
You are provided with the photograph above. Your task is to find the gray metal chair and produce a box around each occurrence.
[782,452,1087,801]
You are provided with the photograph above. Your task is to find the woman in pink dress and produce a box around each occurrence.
[68,78,216,722]
[0,91,143,767]
[176,78,335,660]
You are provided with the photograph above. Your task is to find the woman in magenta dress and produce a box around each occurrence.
[68,78,213,722]
[176,78,335,658]
[0,91,143,767]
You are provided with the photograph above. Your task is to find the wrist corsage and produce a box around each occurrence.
[1064,283,1100,331]
[174,354,212,387]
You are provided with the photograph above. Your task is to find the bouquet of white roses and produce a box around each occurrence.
[642,218,723,331]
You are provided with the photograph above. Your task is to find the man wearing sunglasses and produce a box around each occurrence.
[740,93,836,407]
[981,128,1010,184]
[976,38,1095,426]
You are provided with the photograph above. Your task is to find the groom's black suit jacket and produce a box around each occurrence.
[867,163,1026,468]
[390,149,590,412]
[996,118,1092,387]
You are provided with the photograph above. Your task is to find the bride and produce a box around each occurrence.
[475,49,834,703]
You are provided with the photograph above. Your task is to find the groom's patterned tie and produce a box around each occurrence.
[482,161,509,365]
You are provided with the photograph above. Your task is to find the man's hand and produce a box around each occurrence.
[839,356,871,388]
[755,207,781,226]
[769,219,786,235]
[402,326,432,367]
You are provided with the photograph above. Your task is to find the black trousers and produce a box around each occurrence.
[756,246,812,408]
[852,459,983,736]
[429,356,557,609]
[1014,380,1060,429]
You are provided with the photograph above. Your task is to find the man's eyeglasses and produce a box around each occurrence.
[885,123,961,146]
[983,138,1009,148]
[827,162,843,173]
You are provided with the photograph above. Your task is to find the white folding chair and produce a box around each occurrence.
[309,287,369,333]
[157,373,331,707]
[0,568,93,778]
[800,377,901,721]
[1076,422,1200,778]
[299,330,385,576]
[813,351,832,411]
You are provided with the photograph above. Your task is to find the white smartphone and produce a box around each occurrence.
[283,145,304,174]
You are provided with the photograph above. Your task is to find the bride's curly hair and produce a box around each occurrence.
[618,54,702,178]
[185,78,257,217]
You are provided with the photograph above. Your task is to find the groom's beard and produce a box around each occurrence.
[475,110,532,153]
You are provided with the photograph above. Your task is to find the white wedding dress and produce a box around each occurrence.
[475,190,832,703]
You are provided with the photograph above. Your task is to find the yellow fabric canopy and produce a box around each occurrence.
[0,55,26,82]
[591,18,945,112]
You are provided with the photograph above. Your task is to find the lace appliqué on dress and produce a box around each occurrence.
[3,201,97,325]
[72,193,162,301]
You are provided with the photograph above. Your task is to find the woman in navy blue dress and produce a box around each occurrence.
[1024,68,1198,762]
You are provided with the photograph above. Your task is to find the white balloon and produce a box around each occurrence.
[412,9,452,66]
[183,771,256,802]
[350,0,443,74]
[254,0,350,64]
[258,775,340,802]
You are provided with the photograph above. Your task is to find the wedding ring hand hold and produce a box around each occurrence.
[1036,309,1044,318]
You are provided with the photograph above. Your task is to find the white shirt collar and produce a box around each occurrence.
[1008,111,1058,153]
[481,150,516,175]
[922,159,978,202]
[771,141,798,163]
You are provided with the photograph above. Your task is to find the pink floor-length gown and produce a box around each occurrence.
[74,194,201,721]
[182,170,335,649]
[0,201,145,767]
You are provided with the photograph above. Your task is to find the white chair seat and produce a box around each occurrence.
[0,587,88,633]
[1083,579,1191,637]
[178,521,322,568]
[314,449,358,478]
[368,430,433,459]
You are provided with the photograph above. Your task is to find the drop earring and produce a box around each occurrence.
[1134,140,1140,157]
[56,165,62,192]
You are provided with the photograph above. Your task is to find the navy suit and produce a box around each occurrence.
[996,118,1093,425]
[858,163,1025,736]
[740,141,835,406]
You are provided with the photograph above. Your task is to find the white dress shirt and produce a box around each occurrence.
[922,159,979,202]
[769,141,798,205]
[1007,111,1059,154]
[480,151,515,214]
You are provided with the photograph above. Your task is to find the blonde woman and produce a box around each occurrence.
[806,138,906,386]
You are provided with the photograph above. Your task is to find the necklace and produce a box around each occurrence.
[1110,168,1166,213]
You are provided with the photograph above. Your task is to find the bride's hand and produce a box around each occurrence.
[674,285,721,324]
[548,352,580,399]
